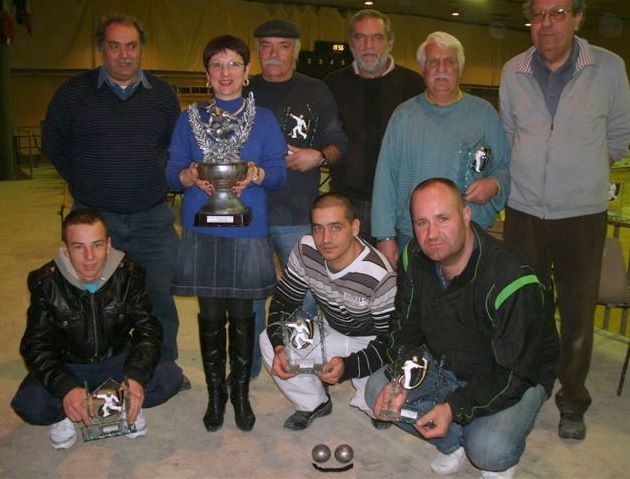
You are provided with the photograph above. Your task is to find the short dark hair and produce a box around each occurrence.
[311,192,355,223]
[410,178,465,215]
[62,209,109,242]
[349,9,394,41]
[95,14,147,50]
[202,35,250,72]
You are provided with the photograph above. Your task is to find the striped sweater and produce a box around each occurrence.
[267,235,396,381]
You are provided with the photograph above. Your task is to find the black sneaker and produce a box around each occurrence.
[371,418,392,429]
[283,395,332,430]
[558,414,586,440]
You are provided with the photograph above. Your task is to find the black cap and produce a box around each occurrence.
[254,19,300,39]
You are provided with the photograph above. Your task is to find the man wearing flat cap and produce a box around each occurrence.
[248,18,348,378]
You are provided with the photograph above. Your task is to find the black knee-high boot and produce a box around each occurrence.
[228,316,256,431]
[198,314,228,431]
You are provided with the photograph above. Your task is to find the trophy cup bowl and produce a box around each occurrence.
[194,161,252,226]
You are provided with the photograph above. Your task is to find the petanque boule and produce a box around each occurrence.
[334,444,354,463]
[312,444,331,463]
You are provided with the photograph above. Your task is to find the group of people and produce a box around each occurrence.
[10,1,630,478]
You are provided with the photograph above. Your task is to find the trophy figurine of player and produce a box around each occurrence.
[380,346,430,423]
[381,345,462,424]
[80,378,137,442]
[280,104,319,149]
[281,308,327,374]
[188,91,256,226]
[458,138,492,194]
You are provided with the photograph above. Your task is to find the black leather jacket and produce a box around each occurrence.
[20,258,162,399]
[389,223,559,425]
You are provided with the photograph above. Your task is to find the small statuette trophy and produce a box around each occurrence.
[458,139,492,193]
[188,92,256,226]
[280,105,319,148]
[281,308,327,374]
[380,347,430,424]
[80,378,136,442]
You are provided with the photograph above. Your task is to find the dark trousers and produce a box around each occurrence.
[504,207,607,415]
[74,201,180,361]
[352,198,376,246]
[11,351,183,426]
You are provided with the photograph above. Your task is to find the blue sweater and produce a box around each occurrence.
[372,93,510,239]
[166,97,287,238]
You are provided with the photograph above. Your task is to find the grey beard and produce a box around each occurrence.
[354,50,390,74]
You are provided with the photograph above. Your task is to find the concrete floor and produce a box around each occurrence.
[1,163,629,479]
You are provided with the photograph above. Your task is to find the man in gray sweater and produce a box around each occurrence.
[499,0,630,441]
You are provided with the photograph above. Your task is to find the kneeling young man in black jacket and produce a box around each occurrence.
[12,209,183,449]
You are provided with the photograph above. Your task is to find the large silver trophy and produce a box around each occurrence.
[188,92,256,226]
[281,308,327,374]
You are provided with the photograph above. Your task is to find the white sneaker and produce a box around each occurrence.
[431,447,467,475]
[480,466,516,479]
[50,417,77,450]
[126,409,147,439]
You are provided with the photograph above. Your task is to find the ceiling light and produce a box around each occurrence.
[364,1,374,5]
[451,11,461,17]
[524,22,531,27]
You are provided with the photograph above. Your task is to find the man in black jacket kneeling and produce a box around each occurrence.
[11,209,183,449]
[365,178,558,479]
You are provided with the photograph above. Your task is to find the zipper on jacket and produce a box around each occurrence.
[89,294,99,360]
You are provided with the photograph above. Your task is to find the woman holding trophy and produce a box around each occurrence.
[166,35,287,432]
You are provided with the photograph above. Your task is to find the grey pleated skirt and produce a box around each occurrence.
[172,228,276,299]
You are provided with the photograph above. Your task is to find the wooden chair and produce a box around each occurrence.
[597,236,630,395]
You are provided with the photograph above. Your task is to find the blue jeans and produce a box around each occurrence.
[74,201,180,361]
[252,224,316,377]
[366,366,547,471]
[11,351,183,426]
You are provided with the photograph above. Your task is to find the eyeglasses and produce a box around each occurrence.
[208,60,244,72]
[528,7,574,24]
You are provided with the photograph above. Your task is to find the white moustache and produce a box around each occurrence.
[262,59,284,66]
[434,74,451,80]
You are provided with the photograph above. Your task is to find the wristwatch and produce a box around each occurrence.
[319,149,329,167]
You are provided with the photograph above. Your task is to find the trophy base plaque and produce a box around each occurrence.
[195,208,252,227]
[287,361,325,375]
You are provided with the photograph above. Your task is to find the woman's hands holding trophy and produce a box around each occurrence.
[180,162,214,195]
[232,161,262,196]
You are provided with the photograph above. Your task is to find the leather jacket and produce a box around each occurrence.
[20,257,162,399]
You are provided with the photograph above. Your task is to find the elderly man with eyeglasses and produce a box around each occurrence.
[500,0,630,441]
